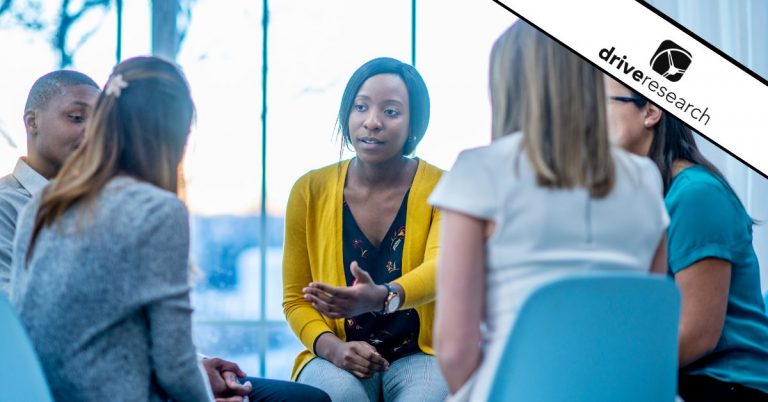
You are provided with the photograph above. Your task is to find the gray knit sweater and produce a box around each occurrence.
[10,176,213,402]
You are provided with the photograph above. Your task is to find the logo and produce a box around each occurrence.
[598,45,711,126]
[650,40,692,82]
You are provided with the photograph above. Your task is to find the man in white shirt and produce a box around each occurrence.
[0,70,100,297]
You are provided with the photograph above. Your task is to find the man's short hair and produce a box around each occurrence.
[24,70,100,113]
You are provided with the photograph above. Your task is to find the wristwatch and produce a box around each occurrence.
[381,283,401,315]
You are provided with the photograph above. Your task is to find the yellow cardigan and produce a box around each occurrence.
[282,158,443,380]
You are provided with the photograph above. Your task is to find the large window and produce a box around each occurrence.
[2,0,765,383]
[0,0,625,382]
[176,0,272,376]
[416,0,515,169]
[0,1,151,172]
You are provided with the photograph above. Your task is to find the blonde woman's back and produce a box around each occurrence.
[429,132,668,401]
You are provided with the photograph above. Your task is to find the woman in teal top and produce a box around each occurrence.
[605,77,768,401]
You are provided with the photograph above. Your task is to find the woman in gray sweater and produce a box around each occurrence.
[10,56,213,402]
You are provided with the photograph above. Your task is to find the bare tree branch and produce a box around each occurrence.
[4,1,194,68]
[0,0,12,16]
[0,1,44,30]
[54,0,110,67]
[70,8,108,57]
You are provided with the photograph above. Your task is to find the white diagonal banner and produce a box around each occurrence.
[493,0,768,178]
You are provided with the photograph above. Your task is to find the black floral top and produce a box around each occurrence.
[342,190,421,363]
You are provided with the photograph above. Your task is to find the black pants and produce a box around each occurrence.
[679,375,768,402]
[241,377,331,402]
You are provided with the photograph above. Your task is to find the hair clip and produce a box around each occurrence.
[105,74,129,97]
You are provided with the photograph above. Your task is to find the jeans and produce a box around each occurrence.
[296,352,448,402]
[237,376,330,402]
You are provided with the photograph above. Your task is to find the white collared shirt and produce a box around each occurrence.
[0,158,48,296]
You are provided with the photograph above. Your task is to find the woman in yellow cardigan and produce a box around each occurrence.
[282,57,448,402]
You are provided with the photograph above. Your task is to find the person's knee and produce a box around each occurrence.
[298,359,369,402]
[306,379,366,402]
[384,354,448,402]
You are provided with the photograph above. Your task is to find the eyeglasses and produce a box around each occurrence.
[609,96,648,107]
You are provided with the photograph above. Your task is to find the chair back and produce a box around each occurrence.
[488,272,680,402]
[0,293,54,402]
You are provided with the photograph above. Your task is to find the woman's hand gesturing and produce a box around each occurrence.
[303,261,388,318]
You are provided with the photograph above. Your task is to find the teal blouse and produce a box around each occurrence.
[666,165,768,393]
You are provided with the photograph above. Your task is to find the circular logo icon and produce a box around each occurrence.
[650,40,692,82]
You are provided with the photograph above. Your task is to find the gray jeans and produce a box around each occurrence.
[296,352,449,402]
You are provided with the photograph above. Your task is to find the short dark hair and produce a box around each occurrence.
[337,57,430,156]
[24,70,100,113]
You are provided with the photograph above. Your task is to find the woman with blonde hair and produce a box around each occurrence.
[429,21,669,401]
[10,56,212,402]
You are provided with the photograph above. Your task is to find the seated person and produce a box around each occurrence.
[0,70,99,297]
[430,21,668,401]
[10,57,328,402]
[283,57,448,402]
[605,77,768,402]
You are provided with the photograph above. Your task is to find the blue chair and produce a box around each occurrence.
[487,272,680,402]
[0,293,54,402]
